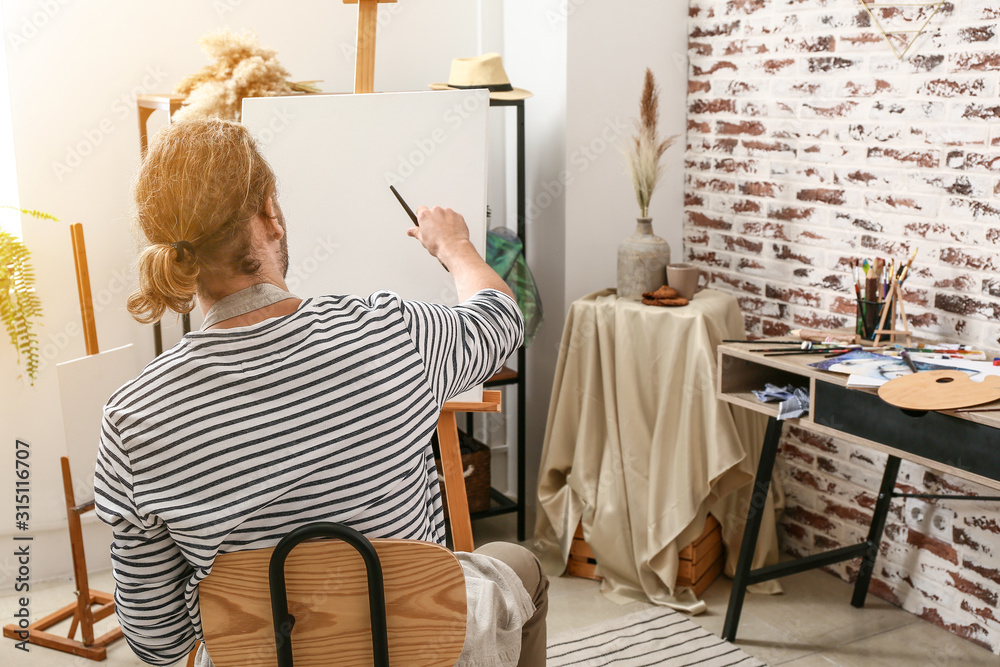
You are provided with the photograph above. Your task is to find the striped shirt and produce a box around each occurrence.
[94,288,523,665]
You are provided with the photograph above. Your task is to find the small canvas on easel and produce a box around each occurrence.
[57,344,139,502]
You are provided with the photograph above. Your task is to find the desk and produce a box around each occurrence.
[717,343,1000,641]
[534,290,783,611]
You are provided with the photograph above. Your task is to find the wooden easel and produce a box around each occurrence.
[438,391,502,552]
[2,225,123,660]
[136,93,191,355]
[340,0,490,552]
[872,278,913,346]
[343,0,396,93]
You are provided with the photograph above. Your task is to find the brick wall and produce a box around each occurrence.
[685,0,1000,652]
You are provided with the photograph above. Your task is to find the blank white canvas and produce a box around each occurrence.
[242,90,489,304]
[57,344,140,503]
[242,90,490,401]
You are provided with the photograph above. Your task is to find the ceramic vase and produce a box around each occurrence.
[616,217,671,300]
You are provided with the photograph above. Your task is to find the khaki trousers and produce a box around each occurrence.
[474,542,549,667]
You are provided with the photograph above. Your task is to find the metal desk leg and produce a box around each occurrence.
[722,416,784,642]
[851,454,901,607]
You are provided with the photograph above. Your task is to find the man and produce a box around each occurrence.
[95,118,547,666]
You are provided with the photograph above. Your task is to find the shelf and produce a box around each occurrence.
[485,365,518,386]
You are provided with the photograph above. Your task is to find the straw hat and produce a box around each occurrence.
[430,53,532,101]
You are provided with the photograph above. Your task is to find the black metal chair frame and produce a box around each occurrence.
[268,522,390,667]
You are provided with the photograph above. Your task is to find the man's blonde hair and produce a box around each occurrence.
[126,118,277,324]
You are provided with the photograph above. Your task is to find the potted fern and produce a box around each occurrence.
[1,207,57,383]
[617,68,679,300]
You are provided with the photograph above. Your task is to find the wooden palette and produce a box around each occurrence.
[878,370,1000,411]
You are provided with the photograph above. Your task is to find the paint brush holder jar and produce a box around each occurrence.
[856,299,894,341]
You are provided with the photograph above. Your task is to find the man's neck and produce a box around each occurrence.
[198,276,301,330]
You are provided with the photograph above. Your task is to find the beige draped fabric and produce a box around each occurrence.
[534,289,783,612]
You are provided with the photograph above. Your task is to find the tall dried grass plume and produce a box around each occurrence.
[625,68,678,218]
[174,29,320,122]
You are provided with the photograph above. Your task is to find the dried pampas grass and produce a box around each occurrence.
[174,29,320,122]
[625,69,678,218]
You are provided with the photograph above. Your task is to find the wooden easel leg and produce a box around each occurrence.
[3,458,125,660]
[437,411,475,553]
[354,0,378,93]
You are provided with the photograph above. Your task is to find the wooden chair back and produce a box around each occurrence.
[199,533,467,667]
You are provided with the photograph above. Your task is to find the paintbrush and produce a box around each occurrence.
[389,185,449,272]
[763,347,856,357]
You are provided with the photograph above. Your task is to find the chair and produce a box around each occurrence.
[199,522,467,667]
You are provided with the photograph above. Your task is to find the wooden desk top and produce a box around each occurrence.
[716,342,1000,490]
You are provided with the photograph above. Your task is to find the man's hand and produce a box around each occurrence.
[407,206,473,266]
[406,205,514,302]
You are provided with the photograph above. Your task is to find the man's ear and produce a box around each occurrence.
[263,197,283,239]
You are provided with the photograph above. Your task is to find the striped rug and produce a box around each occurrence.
[547,607,765,667]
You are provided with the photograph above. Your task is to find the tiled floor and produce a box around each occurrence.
[1,512,996,666]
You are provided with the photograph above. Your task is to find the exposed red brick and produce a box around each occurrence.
[770,206,815,221]
[918,78,988,97]
[690,21,740,38]
[712,137,739,154]
[868,578,902,606]
[961,600,1000,627]
[766,285,821,307]
[688,81,711,95]
[918,608,991,650]
[785,35,834,52]
[718,120,766,136]
[685,192,705,207]
[788,425,837,453]
[780,442,815,465]
[947,571,998,606]
[687,211,732,230]
[739,181,778,197]
[723,235,763,253]
[780,521,808,541]
[831,295,856,315]
[796,188,846,205]
[689,98,737,114]
[841,33,883,47]
[853,492,877,510]
[762,58,795,74]
[725,0,767,14]
[743,139,794,154]
[687,249,731,267]
[804,101,857,118]
[959,25,995,42]
[762,319,791,337]
[867,147,939,168]
[935,293,1000,319]
[961,104,1000,120]
[909,54,946,71]
[905,531,959,565]
[793,311,849,329]
[689,41,713,56]
[737,258,765,271]
[965,516,1000,534]
[814,534,842,551]
[784,506,836,532]
[935,274,976,292]
[963,559,1000,586]
[822,499,873,527]
[808,57,861,72]
[939,247,999,271]
[955,52,1000,71]
[711,272,762,295]
[740,221,789,240]
[860,235,913,257]
[772,244,814,265]
[692,61,739,76]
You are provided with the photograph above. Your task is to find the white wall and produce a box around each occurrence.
[565,0,689,305]
[503,0,567,507]
[0,0,480,585]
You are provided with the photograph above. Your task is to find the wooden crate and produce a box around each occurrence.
[676,515,724,594]
[566,523,602,581]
